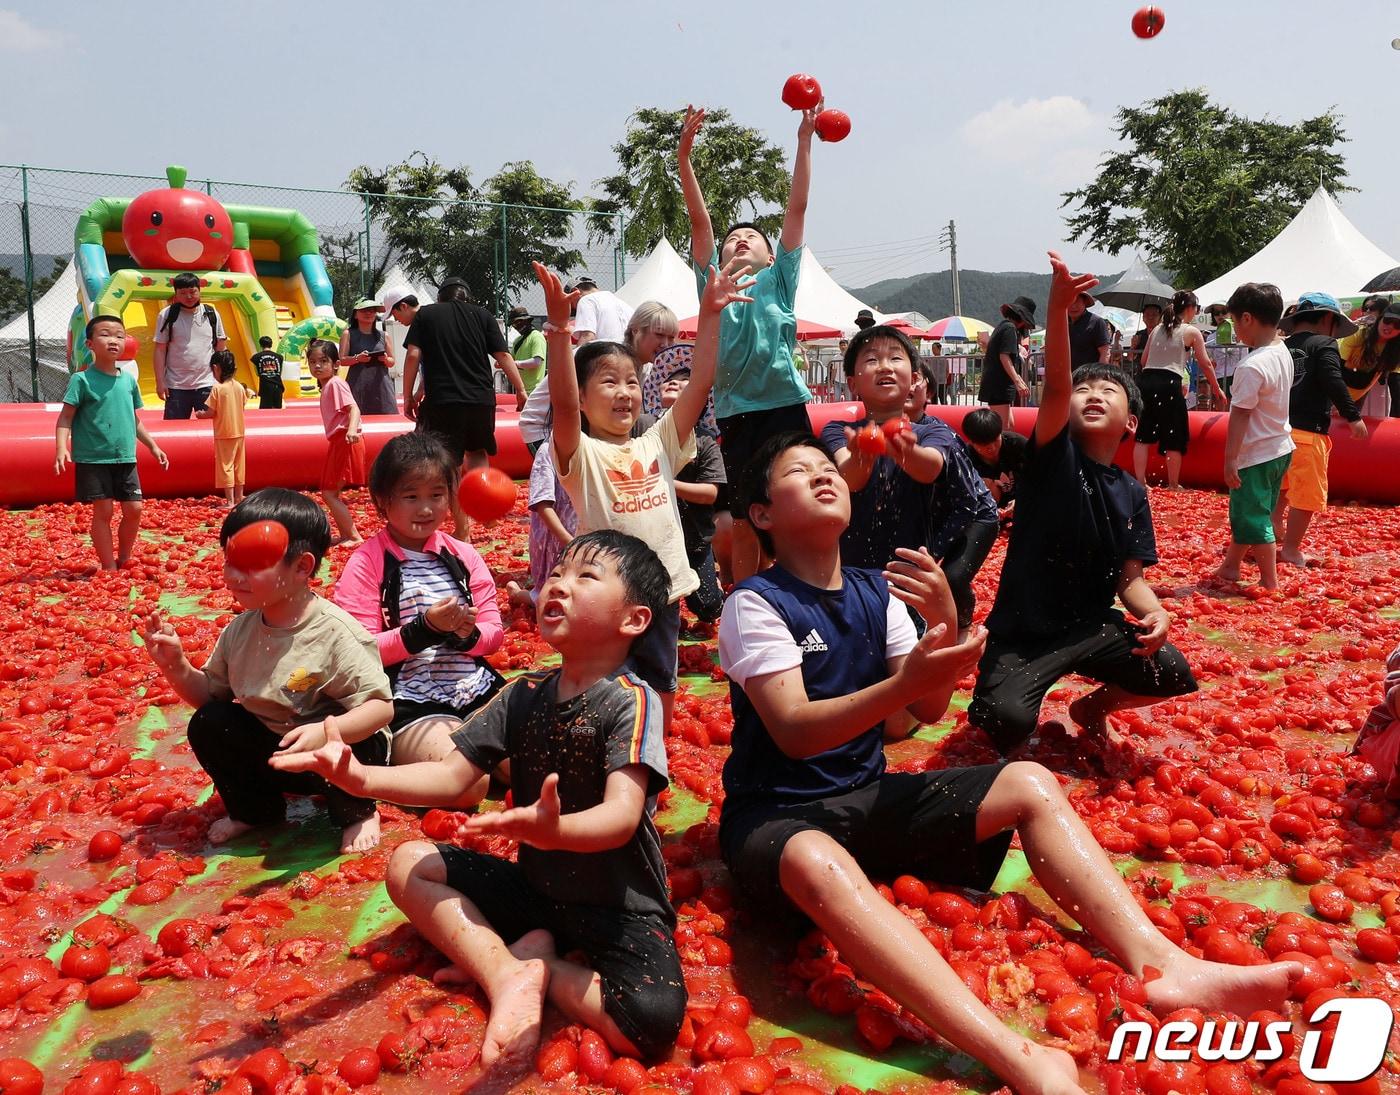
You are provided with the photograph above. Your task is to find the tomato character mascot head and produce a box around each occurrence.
[121,165,234,270]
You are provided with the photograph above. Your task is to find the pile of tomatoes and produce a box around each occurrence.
[0,485,1398,1094]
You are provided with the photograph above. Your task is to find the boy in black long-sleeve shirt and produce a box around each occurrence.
[1276,293,1368,567]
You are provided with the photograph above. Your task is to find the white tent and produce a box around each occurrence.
[0,260,77,401]
[1193,188,1398,304]
[615,238,699,316]
[795,247,884,335]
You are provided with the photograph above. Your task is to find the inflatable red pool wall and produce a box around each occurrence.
[3,401,1396,506]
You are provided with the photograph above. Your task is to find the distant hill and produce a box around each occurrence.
[0,253,67,279]
[849,264,1174,325]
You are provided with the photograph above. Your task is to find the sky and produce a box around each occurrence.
[2,0,1397,290]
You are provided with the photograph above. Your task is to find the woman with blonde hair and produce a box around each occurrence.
[625,301,680,382]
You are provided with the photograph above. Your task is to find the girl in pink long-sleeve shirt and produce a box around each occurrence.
[334,433,505,768]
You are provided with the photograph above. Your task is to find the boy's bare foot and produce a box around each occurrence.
[1146,954,1299,1017]
[1279,548,1316,567]
[1213,565,1241,583]
[505,581,535,610]
[208,816,255,844]
[433,931,556,988]
[480,959,548,1068]
[340,813,381,854]
[332,535,365,549]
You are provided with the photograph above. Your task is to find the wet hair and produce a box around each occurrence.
[306,339,339,364]
[210,349,237,380]
[220,488,332,570]
[369,432,459,507]
[624,301,679,352]
[438,283,474,304]
[1072,363,1143,419]
[720,221,773,259]
[1161,290,1198,334]
[1224,283,1283,328]
[738,431,832,557]
[575,340,640,391]
[85,314,124,339]
[259,335,274,349]
[842,325,921,378]
[962,407,1004,445]
[559,530,670,641]
[171,272,201,291]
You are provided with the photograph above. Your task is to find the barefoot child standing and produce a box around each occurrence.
[271,531,686,1070]
[54,315,169,570]
[196,350,252,507]
[308,339,365,545]
[142,489,393,853]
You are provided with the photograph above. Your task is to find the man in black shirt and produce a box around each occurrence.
[1067,289,1111,368]
[1275,292,1367,567]
[978,296,1035,426]
[968,255,1195,757]
[403,277,526,533]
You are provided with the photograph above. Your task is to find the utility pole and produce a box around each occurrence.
[938,220,961,316]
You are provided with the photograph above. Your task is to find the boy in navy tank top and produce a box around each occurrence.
[718,425,1299,1095]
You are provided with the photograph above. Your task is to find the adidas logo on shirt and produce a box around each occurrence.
[799,628,828,654]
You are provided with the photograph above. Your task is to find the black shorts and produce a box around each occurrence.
[416,401,497,463]
[1135,370,1190,454]
[74,462,142,503]
[721,766,1013,915]
[436,846,685,1059]
[977,365,1019,406]
[717,403,812,511]
[968,617,1197,754]
[389,687,498,735]
[258,379,284,410]
[625,600,681,694]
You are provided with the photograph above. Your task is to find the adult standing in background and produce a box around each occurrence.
[507,305,547,393]
[570,275,633,344]
[340,298,397,415]
[980,296,1034,427]
[153,271,227,419]
[402,276,526,533]
[853,308,876,331]
[1067,288,1110,367]
[1126,302,1162,374]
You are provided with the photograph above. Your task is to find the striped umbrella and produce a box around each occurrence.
[925,315,994,341]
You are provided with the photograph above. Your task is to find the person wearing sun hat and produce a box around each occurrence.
[853,308,876,330]
[1067,286,1110,368]
[1274,291,1366,567]
[979,295,1035,426]
[507,305,547,393]
[339,297,397,415]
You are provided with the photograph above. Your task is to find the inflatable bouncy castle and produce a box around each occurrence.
[68,166,345,404]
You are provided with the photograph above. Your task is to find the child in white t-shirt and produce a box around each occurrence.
[1216,283,1295,590]
[534,257,752,731]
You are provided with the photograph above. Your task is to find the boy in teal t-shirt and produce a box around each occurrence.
[55,315,169,570]
[680,102,820,580]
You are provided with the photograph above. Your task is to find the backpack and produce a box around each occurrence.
[160,302,218,337]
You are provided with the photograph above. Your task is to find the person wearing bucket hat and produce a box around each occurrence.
[1067,287,1111,368]
[507,305,547,393]
[340,297,397,416]
[979,296,1036,425]
[853,308,876,330]
[1272,292,1368,566]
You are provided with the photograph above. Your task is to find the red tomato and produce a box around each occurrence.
[851,421,886,456]
[781,74,822,111]
[336,1048,380,1088]
[59,942,111,983]
[714,994,753,1027]
[235,1050,292,1095]
[72,914,132,949]
[157,918,212,957]
[692,1073,740,1095]
[1308,884,1354,922]
[1203,1063,1251,1095]
[855,1005,900,1052]
[577,1030,613,1083]
[692,1019,754,1062]
[814,109,852,143]
[603,1057,649,1094]
[376,1032,413,1073]
[925,891,977,926]
[535,1039,578,1080]
[458,468,517,523]
[0,1058,43,1095]
[881,416,913,439]
[421,808,456,840]
[85,974,140,1009]
[723,1056,776,1094]
[1045,993,1097,1038]
[60,1061,124,1095]
[892,874,928,908]
[109,1076,157,1095]
[1131,6,1166,39]
[1291,852,1328,884]
[1355,927,1399,963]
[224,520,289,573]
[86,830,124,862]
[126,880,175,906]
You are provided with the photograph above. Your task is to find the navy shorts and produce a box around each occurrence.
[74,462,142,503]
[625,600,681,694]
[717,402,812,513]
[436,845,685,1058]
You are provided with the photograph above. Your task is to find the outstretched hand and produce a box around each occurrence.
[268,714,359,788]
[700,256,757,315]
[1130,609,1171,657]
[883,547,952,629]
[899,624,988,694]
[533,262,580,329]
[797,101,822,142]
[462,772,564,850]
[679,105,705,161]
[140,612,184,670]
[1046,251,1099,316]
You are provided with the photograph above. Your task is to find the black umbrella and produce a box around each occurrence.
[1362,266,1400,293]
[1094,255,1176,311]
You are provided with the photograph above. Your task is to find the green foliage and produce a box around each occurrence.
[591,107,791,259]
[1061,89,1352,288]
[0,257,64,328]
[346,154,586,313]
[319,230,395,321]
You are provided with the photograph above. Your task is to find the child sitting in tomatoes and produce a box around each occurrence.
[1353,644,1400,800]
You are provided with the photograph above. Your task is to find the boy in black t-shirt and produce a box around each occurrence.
[718,429,1297,1095]
[273,530,685,1071]
[969,254,1196,756]
[250,336,285,409]
[960,406,1028,511]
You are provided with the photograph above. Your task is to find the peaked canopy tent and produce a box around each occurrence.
[615,238,699,317]
[1192,188,1398,305]
[0,260,78,402]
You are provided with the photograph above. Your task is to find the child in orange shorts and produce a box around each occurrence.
[197,350,251,507]
[308,339,364,545]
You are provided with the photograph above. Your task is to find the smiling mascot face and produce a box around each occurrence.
[121,170,233,271]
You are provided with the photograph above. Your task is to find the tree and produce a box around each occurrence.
[346,155,584,313]
[1061,89,1352,289]
[591,107,791,259]
[319,231,395,320]
[0,257,64,328]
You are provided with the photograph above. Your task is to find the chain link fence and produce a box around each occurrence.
[0,164,625,401]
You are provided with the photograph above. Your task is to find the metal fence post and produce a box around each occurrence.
[499,205,509,316]
[362,194,373,296]
[20,165,39,401]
